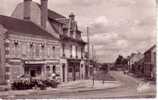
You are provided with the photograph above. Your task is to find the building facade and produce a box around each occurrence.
[127,45,156,80]
[0,0,87,83]
[144,45,156,80]
[0,25,7,84]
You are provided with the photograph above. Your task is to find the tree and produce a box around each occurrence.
[115,55,124,65]
[122,58,128,65]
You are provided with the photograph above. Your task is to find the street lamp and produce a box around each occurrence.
[89,64,94,87]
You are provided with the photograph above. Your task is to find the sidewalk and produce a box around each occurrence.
[114,71,156,94]
[58,80,121,90]
[0,80,121,98]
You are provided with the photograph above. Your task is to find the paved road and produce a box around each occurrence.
[16,71,156,99]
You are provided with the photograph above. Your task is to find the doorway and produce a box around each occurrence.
[30,70,36,77]
[72,65,76,81]
[24,64,42,78]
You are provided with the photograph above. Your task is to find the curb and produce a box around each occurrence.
[32,82,122,94]
[0,83,122,98]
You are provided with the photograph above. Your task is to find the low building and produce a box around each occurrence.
[144,45,156,80]
[134,57,144,77]
[128,52,144,73]
[0,0,87,84]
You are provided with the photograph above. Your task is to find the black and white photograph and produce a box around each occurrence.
[0,0,156,99]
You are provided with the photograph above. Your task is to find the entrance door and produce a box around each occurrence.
[85,65,88,79]
[62,64,65,82]
[30,70,36,77]
[72,66,76,81]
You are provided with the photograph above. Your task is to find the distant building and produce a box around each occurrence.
[128,52,144,73]
[144,45,156,80]
[0,0,87,83]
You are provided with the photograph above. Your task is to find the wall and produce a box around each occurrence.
[0,25,7,84]
[4,32,60,81]
[6,33,60,60]
[63,42,83,59]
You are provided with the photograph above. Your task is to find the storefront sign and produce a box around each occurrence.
[25,61,45,64]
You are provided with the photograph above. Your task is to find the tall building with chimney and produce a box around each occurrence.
[0,0,87,83]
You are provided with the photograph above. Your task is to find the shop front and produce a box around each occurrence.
[67,59,81,81]
[24,64,43,78]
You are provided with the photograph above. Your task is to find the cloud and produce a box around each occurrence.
[108,0,136,7]
[90,32,119,45]
[70,0,104,6]
[116,39,128,49]
[92,16,109,26]
[0,0,156,63]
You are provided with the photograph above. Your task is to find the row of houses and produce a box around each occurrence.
[0,0,89,84]
[127,45,156,80]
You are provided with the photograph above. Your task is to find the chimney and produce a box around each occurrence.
[41,0,48,29]
[69,12,75,21]
[23,0,32,20]
[69,12,76,38]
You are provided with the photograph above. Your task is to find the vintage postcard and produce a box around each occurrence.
[0,0,156,99]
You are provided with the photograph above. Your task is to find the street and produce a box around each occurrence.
[15,71,156,99]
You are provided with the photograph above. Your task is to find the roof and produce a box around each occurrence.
[0,15,58,40]
[35,2,83,35]
[35,2,65,21]
[144,44,156,54]
[48,9,66,19]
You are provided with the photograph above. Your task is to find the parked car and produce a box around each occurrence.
[48,73,61,83]
[11,74,60,90]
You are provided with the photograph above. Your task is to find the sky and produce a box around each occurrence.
[0,0,156,63]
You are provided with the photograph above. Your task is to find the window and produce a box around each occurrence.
[62,44,65,57]
[46,66,50,71]
[70,45,72,58]
[53,66,56,73]
[76,46,78,58]
[30,43,33,48]
[41,44,45,48]
[5,74,9,80]
[30,42,34,57]
[41,43,45,58]
[14,40,19,57]
[52,46,55,58]
[72,45,75,58]
[81,47,83,58]
[47,46,51,58]
[35,45,40,57]
[81,64,83,68]
[14,41,18,47]
[5,67,10,72]
[68,67,72,72]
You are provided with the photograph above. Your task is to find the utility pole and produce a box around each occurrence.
[87,26,90,79]
[92,45,95,87]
